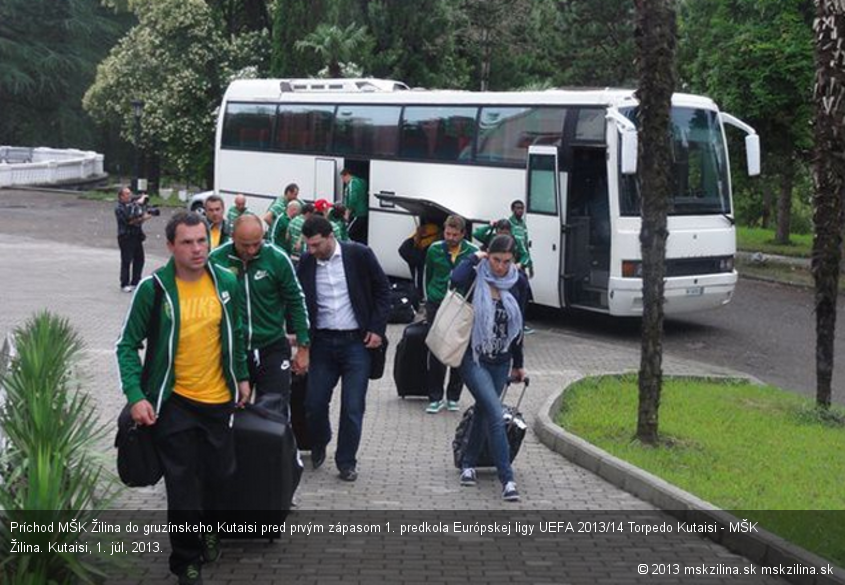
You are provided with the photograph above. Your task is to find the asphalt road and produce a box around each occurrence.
[1,188,841,403]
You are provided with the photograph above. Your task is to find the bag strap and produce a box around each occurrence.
[449,269,478,300]
[140,278,164,394]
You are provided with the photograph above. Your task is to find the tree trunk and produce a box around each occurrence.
[812,0,845,409]
[147,151,161,196]
[774,159,794,245]
[760,184,773,228]
[480,28,492,91]
[635,0,677,445]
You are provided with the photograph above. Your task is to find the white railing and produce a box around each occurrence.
[0,146,105,188]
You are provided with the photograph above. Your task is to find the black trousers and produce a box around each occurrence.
[154,394,235,575]
[118,233,145,287]
[247,338,292,422]
[398,237,426,299]
[348,216,368,244]
[425,301,464,402]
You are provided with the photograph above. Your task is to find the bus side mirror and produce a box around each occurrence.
[621,129,638,175]
[745,134,760,176]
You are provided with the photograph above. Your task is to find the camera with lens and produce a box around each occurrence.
[133,193,161,216]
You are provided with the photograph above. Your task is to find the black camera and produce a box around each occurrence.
[133,193,160,216]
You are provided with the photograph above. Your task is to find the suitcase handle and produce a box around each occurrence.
[502,376,530,411]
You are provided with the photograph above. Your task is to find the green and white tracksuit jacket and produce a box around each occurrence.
[424,239,479,304]
[115,259,249,410]
[209,241,310,351]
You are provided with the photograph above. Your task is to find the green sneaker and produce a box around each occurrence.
[178,563,203,585]
[446,400,460,412]
[425,400,445,414]
[200,532,220,563]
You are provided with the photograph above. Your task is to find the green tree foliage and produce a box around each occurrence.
[209,0,271,36]
[365,0,469,88]
[552,0,637,87]
[294,22,372,78]
[457,0,635,92]
[83,0,269,185]
[459,0,533,90]
[270,0,324,76]
[679,0,813,242]
[0,0,129,148]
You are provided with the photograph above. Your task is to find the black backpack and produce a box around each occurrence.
[387,281,419,324]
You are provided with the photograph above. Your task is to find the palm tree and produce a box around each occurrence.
[811,1,845,409]
[294,22,370,78]
[634,0,677,444]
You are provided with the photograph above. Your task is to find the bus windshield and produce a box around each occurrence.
[619,107,730,216]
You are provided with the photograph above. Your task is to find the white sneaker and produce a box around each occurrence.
[502,481,520,502]
[121,285,134,293]
[460,468,477,486]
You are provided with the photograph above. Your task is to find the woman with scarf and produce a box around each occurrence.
[450,234,529,502]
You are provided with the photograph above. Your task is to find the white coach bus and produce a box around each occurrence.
[213,78,759,316]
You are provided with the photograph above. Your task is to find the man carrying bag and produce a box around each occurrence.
[115,211,250,585]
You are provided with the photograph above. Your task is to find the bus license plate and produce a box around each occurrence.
[685,286,704,296]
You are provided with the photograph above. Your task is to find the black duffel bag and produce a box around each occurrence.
[115,279,164,488]
[115,403,162,487]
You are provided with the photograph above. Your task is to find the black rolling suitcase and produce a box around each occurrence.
[225,404,302,539]
[452,377,530,469]
[289,373,312,451]
[393,320,430,398]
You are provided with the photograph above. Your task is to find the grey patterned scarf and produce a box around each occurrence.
[470,259,522,363]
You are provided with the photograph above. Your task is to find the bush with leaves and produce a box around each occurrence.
[83,0,269,187]
[0,312,118,585]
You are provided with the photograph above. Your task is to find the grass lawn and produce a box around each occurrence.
[737,226,812,258]
[78,190,185,208]
[557,375,845,567]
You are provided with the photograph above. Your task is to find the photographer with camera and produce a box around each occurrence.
[115,186,155,292]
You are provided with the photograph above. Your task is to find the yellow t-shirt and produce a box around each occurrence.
[210,225,222,249]
[450,245,461,264]
[172,273,231,404]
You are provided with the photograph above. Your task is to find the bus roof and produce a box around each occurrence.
[222,79,719,111]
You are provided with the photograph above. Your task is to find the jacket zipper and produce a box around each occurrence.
[153,273,175,418]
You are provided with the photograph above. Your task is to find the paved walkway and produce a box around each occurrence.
[0,234,788,584]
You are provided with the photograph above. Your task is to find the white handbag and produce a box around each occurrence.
[425,279,477,368]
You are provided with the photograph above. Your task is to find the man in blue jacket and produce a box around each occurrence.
[297,215,390,481]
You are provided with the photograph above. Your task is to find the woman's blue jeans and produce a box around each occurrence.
[458,351,513,486]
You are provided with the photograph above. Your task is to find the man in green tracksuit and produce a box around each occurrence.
[508,199,534,278]
[209,214,310,420]
[341,168,368,244]
[423,214,478,413]
[227,193,250,223]
[264,182,299,229]
[286,202,314,262]
[269,199,302,253]
[472,219,532,273]
[116,211,250,585]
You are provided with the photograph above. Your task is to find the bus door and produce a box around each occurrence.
[526,145,566,309]
[314,158,338,200]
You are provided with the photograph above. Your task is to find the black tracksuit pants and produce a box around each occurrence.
[247,338,293,422]
[154,393,235,575]
[425,301,464,402]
